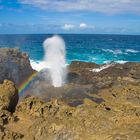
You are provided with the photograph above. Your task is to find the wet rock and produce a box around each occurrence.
[0,48,34,86]
[20,83,103,107]
[68,61,140,87]
[69,61,98,70]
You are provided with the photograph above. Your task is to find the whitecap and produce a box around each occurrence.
[30,59,69,72]
[104,60,127,64]
[30,59,47,71]
[91,63,114,72]
[125,49,139,53]
[102,49,123,55]
[115,60,128,64]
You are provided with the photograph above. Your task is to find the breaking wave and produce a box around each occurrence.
[30,59,47,71]
[102,48,139,55]
[125,49,139,53]
[102,49,123,55]
[91,63,114,72]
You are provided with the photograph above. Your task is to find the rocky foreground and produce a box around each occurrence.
[0,48,140,140]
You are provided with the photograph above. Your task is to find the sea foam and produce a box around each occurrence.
[91,63,115,72]
[125,49,139,53]
[30,59,46,71]
[102,49,123,55]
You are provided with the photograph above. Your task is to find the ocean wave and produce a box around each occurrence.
[91,60,128,72]
[30,59,128,72]
[102,49,123,55]
[30,59,47,71]
[91,63,114,72]
[104,60,127,64]
[115,60,128,64]
[125,49,139,53]
[30,59,69,71]
[102,48,139,55]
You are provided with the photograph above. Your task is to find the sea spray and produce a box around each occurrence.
[43,35,67,87]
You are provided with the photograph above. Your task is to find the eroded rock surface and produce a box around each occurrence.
[0,80,23,139]
[68,61,140,86]
[10,84,140,140]
[0,80,18,112]
[20,61,140,106]
[0,54,140,139]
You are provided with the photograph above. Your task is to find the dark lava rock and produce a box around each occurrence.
[68,61,140,86]
[19,61,140,107]
[0,48,34,86]
[69,61,98,70]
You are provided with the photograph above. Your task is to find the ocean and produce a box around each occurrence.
[0,34,140,71]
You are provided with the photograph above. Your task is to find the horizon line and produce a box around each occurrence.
[0,33,140,36]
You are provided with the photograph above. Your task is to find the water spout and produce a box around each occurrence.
[43,35,67,87]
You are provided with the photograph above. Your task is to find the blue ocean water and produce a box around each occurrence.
[0,34,140,69]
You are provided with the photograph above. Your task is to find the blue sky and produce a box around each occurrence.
[0,0,140,34]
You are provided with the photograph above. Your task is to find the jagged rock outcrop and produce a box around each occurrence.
[0,80,23,139]
[0,83,139,140]
[11,83,140,140]
[68,61,140,87]
[0,48,34,86]
[0,49,140,140]
[0,80,18,128]
[20,61,140,106]
[0,80,18,112]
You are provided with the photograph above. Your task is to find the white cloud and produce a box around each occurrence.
[62,24,75,30]
[79,23,87,29]
[18,0,140,14]
[62,23,96,31]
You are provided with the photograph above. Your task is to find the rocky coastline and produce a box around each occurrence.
[0,48,140,140]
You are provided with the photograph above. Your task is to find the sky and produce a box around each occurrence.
[0,0,140,34]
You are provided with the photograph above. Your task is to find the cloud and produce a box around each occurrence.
[79,23,87,29]
[62,24,75,30]
[0,22,139,34]
[62,23,96,31]
[18,0,140,14]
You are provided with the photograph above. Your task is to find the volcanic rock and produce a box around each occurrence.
[0,80,18,112]
[68,61,140,87]
[0,49,140,140]
[0,48,34,86]
[12,83,140,140]
[0,125,24,140]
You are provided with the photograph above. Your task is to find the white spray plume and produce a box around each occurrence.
[43,35,67,87]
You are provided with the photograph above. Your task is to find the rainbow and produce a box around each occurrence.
[18,72,38,95]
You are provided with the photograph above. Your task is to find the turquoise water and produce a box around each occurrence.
[0,34,140,65]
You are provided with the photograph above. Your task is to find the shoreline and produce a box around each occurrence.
[30,58,139,72]
[0,48,140,139]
